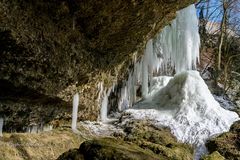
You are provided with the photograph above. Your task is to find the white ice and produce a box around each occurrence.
[101,88,113,122]
[124,71,239,159]
[148,76,173,97]
[116,5,200,110]
[156,5,200,73]
[72,93,79,131]
[80,121,124,137]
[0,118,3,136]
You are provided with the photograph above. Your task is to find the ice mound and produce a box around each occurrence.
[124,71,239,157]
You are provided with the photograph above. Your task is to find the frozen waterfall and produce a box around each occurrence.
[100,4,200,119]
[98,4,239,159]
[116,4,200,111]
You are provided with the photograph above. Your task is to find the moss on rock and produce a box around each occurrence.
[206,120,240,160]
[122,120,193,160]
[58,120,193,160]
[201,151,225,160]
[80,138,163,160]
[58,137,163,160]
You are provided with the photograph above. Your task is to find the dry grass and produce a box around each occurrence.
[0,128,84,160]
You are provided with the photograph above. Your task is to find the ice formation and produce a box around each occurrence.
[148,76,173,97]
[115,4,200,111]
[26,123,53,133]
[157,5,200,73]
[100,88,112,122]
[72,93,79,131]
[99,5,200,117]
[97,4,239,159]
[124,71,239,159]
[0,118,3,136]
[80,121,124,137]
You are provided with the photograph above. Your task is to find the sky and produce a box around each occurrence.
[196,0,240,35]
[196,0,223,22]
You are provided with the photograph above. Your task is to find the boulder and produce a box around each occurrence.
[206,120,240,160]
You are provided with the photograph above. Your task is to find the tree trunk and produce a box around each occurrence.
[218,1,227,71]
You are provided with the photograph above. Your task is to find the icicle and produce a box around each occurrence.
[101,4,200,118]
[72,93,79,131]
[101,89,108,122]
[118,85,128,111]
[156,4,200,73]
[101,87,112,122]
[0,118,3,137]
[142,41,150,98]
[97,82,104,102]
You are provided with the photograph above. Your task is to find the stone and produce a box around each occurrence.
[58,120,193,160]
[201,151,225,160]
[58,138,162,160]
[206,120,240,160]
[122,120,193,160]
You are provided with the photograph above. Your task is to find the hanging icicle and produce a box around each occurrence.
[100,4,200,119]
[72,93,79,131]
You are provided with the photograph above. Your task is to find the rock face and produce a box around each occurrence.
[206,120,240,160]
[0,0,195,129]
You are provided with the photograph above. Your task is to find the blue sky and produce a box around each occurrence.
[196,0,223,22]
[196,0,240,33]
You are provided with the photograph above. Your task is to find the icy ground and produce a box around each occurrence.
[122,71,239,159]
[79,121,124,137]
[213,95,237,110]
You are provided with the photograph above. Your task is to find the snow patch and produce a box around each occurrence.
[80,121,124,137]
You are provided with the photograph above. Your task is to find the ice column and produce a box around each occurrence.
[0,118,3,137]
[101,87,113,122]
[156,4,200,73]
[142,40,153,98]
[141,4,200,98]
[72,93,79,131]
